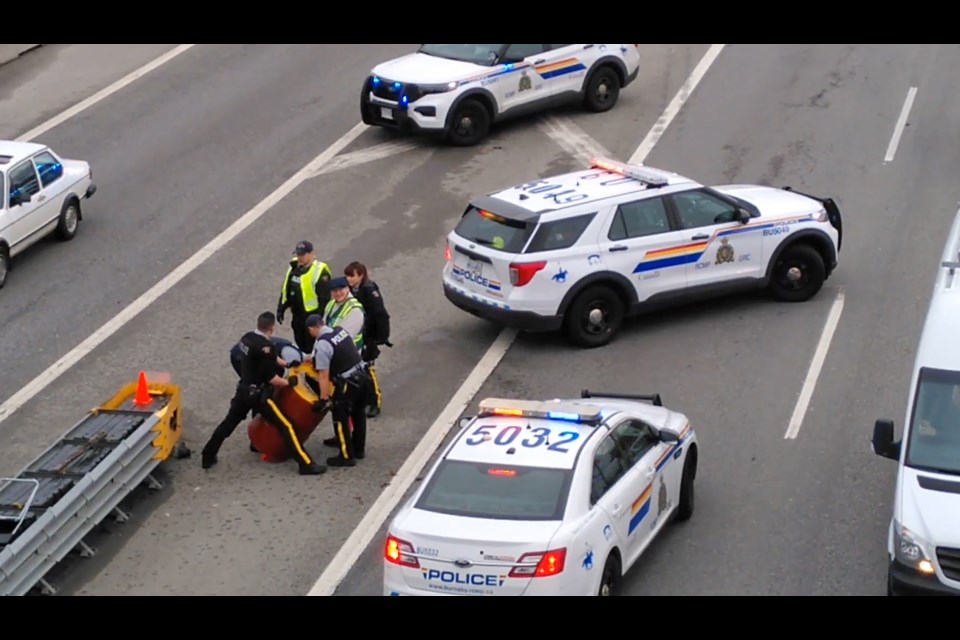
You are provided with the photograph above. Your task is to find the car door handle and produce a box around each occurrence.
[609,246,629,253]
[691,234,709,241]
[534,58,546,64]
[645,468,655,481]
[36,195,46,202]
[610,504,623,518]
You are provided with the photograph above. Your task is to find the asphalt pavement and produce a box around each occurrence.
[1,44,955,597]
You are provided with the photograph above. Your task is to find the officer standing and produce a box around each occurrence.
[305,314,368,468]
[277,241,333,353]
[344,262,391,418]
[202,311,326,476]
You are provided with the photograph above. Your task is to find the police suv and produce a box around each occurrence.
[360,44,640,146]
[383,391,698,596]
[442,157,844,348]
[872,208,960,596]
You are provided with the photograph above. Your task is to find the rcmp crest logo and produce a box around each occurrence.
[518,71,533,92]
[715,238,735,264]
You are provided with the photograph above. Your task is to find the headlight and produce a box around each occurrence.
[894,520,937,576]
[418,81,460,94]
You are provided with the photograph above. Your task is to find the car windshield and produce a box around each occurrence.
[905,367,960,476]
[418,44,505,66]
[415,460,571,521]
[454,205,534,253]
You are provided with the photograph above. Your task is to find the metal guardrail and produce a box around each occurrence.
[0,373,187,596]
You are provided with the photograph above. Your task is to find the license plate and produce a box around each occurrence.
[380,107,394,120]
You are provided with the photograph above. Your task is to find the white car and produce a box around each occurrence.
[442,157,844,348]
[361,44,641,146]
[872,207,960,596]
[0,140,96,289]
[383,391,698,596]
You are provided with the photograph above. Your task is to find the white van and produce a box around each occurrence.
[872,210,960,596]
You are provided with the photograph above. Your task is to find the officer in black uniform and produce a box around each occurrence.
[305,314,369,468]
[344,262,391,418]
[202,311,326,476]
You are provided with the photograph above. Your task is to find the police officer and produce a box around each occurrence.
[277,241,333,353]
[202,311,326,476]
[230,335,305,378]
[305,314,368,468]
[323,276,365,349]
[344,262,391,418]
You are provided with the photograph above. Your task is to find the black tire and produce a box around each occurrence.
[56,198,80,241]
[359,78,374,125]
[563,284,624,349]
[675,449,696,522]
[887,567,897,596]
[446,98,491,146]
[598,554,622,596]
[583,66,621,113]
[769,243,825,302]
[0,246,8,290]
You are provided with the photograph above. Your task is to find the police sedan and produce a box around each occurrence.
[383,392,699,596]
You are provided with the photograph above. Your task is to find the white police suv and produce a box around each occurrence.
[383,391,698,596]
[442,157,843,348]
[360,44,640,146]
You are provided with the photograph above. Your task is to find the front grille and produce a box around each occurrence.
[372,78,403,102]
[937,547,960,581]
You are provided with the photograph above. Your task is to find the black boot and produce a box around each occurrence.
[299,461,327,475]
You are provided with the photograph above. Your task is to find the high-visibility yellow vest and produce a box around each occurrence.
[281,260,331,312]
[324,297,364,348]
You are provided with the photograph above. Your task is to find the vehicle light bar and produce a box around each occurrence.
[477,398,603,425]
[590,156,669,188]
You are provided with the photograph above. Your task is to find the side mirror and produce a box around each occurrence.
[658,428,681,444]
[458,416,474,430]
[737,208,751,224]
[872,419,901,461]
[9,193,29,207]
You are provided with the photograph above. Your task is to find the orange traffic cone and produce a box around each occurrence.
[134,371,152,406]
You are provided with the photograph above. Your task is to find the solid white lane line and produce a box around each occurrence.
[0,121,369,427]
[629,43,727,165]
[17,44,197,142]
[306,43,729,597]
[884,86,918,163]
[785,288,846,440]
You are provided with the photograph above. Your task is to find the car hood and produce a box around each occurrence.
[372,52,489,85]
[899,467,960,548]
[713,184,823,219]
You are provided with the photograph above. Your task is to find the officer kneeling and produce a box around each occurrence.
[202,311,326,476]
[305,314,368,468]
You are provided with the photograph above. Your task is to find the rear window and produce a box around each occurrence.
[454,206,534,254]
[415,460,571,521]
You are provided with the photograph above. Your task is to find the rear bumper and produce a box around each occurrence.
[889,559,960,596]
[84,184,97,199]
[623,64,639,87]
[443,283,562,333]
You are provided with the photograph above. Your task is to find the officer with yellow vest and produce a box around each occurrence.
[320,276,367,450]
[277,241,333,353]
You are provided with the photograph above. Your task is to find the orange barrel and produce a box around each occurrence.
[247,364,325,463]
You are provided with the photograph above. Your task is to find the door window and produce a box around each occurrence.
[8,162,40,207]
[33,152,63,188]
[608,197,671,240]
[671,189,739,229]
[504,44,546,60]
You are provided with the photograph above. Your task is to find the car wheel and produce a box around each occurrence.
[56,199,80,241]
[674,449,696,522]
[0,247,8,290]
[447,98,490,146]
[598,554,622,596]
[887,567,897,596]
[564,284,624,349]
[769,244,825,302]
[583,66,621,113]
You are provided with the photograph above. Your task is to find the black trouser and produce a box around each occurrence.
[291,312,317,354]
[330,374,368,461]
[362,344,383,412]
[202,384,315,468]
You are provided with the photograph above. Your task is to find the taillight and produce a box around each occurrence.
[384,535,420,568]
[509,548,566,578]
[444,241,452,262]
[509,261,546,287]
